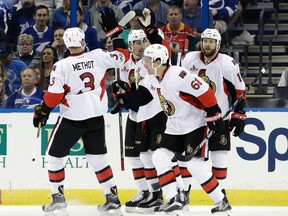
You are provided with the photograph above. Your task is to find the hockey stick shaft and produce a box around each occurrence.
[175,61,272,161]
[116,68,125,170]
[176,39,189,66]
[32,122,41,162]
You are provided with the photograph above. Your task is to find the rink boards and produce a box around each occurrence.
[0,109,287,205]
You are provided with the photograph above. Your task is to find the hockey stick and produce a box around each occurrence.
[32,122,41,162]
[119,10,136,27]
[115,68,125,171]
[175,61,272,162]
[176,39,189,66]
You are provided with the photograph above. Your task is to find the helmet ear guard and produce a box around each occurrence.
[63,27,85,49]
[201,28,221,51]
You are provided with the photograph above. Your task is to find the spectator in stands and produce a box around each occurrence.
[0,62,8,107]
[133,0,169,28]
[52,0,91,29]
[51,28,67,60]
[120,9,142,47]
[205,0,240,34]
[0,0,14,43]
[181,0,214,36]
[14,34,41,67]
[37,45,58,90]
[23,5,54,52]
[12,0,36,44]
[34,0,62,25]
[67,7,100,51]
[0,42,27,96]
[89,0,124,42]
[0,28,8,43]
[3,67,44,108]
[278,68,288,87]
[161,4,196,65]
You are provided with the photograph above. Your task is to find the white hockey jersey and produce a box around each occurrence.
[154,65,218,135]
[137,72,163,122]
[44,49,127,120]
[120,55,146,122]
[181,51,245,116]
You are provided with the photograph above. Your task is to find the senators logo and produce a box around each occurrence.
[128,69,144,85]
[200,74,216,93]
[157,93,175,116]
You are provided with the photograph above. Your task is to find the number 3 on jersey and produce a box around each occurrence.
[78,72,95,94]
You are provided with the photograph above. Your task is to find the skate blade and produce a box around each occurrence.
[99,208,123,216]
[44,208,69,216]
[136,207,156,214]
[212,210,232,216]
[165,210,184,216]
[125,206,137,213]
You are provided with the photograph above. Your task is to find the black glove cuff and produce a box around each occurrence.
[41,102,53,115]
[112,37,127,49]
[205,104,222,117]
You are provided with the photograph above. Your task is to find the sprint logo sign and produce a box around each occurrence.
[0,124,7,168]
[41,125,89,168]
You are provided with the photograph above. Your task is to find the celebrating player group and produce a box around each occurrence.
[33,6,246,216]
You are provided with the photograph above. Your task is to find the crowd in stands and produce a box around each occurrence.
[0,0,285,108]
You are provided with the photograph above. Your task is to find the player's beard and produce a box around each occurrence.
[202,46,217,58]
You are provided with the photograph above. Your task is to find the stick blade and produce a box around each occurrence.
[119,11,136,27]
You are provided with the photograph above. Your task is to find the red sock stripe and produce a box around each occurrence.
[48,168,65,183]
[212,167,227,180]
[180,167,192,178]
[201,174,219,194]
[158,170,176,187]
[172,164,181,177]
[132,168,145,180]
[144,168,158,180]
[96,166,113,183]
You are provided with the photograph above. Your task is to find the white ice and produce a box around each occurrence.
[0,206,288,216]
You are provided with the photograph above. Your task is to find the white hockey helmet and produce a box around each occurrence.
[144,44,169,65]
[201,28,221,51]
[128,29,146,44]
[63,27,85,49]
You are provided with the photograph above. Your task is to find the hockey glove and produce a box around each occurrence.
[138,8,156,32]
[112,80,131,97]
[100,8,123,38]
[228,112,246,137]
[205,112,225,135]
[33,102,52,128]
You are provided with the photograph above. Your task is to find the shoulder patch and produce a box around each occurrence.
[179,70,187,79]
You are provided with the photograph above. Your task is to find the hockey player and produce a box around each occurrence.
[181,28,246,212]
[33,27,129,216]
[143,44,232,214]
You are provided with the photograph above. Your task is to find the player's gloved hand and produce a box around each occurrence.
[100,7,123,38]
[138,8,156,32]
[110,93,126,114]
[112,80,131,97]
[205,112,224,135]
[228,112,246,137]
[33,103,52,128]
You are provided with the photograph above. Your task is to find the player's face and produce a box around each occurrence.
[201,38,217,58]
[132,40,145,58]
[143,56,154,74]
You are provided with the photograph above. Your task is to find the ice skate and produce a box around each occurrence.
[98,186,122,216]
[125,190,150,213]
[180,186,192,215]
[136,190,164,214]
[211,196,232,215]
[42,193,68,216]
[155,194,184,215]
